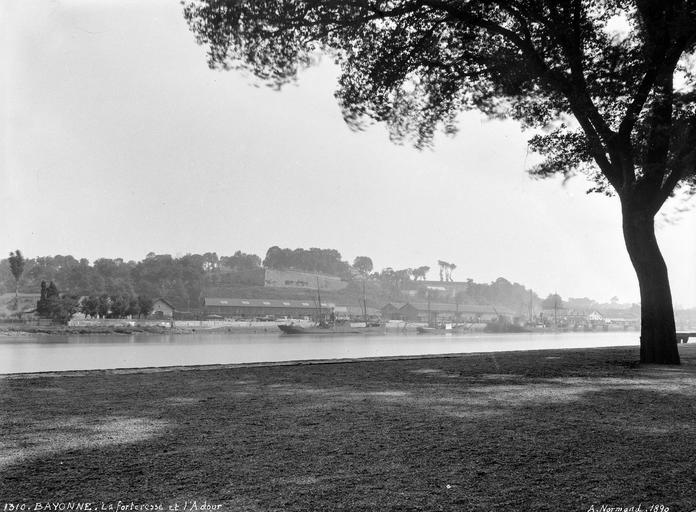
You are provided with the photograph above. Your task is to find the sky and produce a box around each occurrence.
[1,0,695,307]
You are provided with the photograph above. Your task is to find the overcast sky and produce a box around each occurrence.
[2,0,695,307]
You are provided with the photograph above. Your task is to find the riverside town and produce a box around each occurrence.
[3,251,695,335]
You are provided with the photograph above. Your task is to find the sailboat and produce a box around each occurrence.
[278,278,384,335]
[277,323,366,334]
[416,291,438,334]
[416,292,469,334]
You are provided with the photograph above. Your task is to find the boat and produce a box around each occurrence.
[416,323,471,335]
[278,278,384,335]
[483,318,530,333]
[415,292,470,334]
[278,323,383,335]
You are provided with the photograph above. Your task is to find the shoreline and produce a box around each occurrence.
[0,330,646,376]
[0,324,294,336]
[0,322,642,337]
[0,342,653,379]
[0,324,193,336]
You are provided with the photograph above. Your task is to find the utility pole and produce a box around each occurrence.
[427,288,432,326]
[316,277,323,324]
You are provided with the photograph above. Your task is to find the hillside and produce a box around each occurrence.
[204,279,397,310]
[0,252,552,317]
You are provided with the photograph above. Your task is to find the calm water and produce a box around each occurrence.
[0,331,640,374]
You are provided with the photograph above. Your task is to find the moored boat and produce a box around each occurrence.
[416,323,473,334]
[278,277,385,335]
[278,323,384,335]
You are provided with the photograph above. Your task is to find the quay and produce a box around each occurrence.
[677,331,696,343]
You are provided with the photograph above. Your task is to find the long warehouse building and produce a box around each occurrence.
[204,298,333,318]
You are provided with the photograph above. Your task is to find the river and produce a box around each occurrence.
[0,330,641,374]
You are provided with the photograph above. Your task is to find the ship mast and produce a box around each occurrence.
[362,279,368,324]
[316,277,322,323]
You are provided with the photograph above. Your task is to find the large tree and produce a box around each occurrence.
[353,256,375,275]
[412,265,431,280]
[184,0,696,363]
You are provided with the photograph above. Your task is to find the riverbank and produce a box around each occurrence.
[0,322,644,337]
[0,322,302,336]
[2,344,696,510]
[0,324,194,336]
[0,323,291,336]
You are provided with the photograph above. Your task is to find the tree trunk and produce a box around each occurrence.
[621,202,680,364]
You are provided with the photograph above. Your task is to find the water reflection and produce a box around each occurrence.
[0,331,639,374]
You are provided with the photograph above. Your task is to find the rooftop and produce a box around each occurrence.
[204,298,333,309]
[405,302,515,315]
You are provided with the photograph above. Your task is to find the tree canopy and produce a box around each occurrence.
[353,256,374,274]
[263,246,352,276]
[9,250,25,283]
[542,293,565,310]
[184,0,696,203]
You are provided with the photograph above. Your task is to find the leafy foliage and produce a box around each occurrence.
[138,296,155,317]
[437,260,457,282]
[263,246,352,277]
[411,265,430,280]
[450,277,539,313]
[353,256,374,275]
[49,296,79,325]
[220,251,262,271]
[542,293,566,310]
[8,250,25,284]
[0,252,261,311]
[184,0,696,204]
[36,281,79,324]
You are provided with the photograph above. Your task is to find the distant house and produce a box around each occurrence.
[538,309,606,328]
[600,308,640,329]
[564,309,591,325]
[151,298,176,318]
[588,310,604,322]
[380,303,407,320]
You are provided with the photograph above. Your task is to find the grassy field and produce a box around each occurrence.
[2,345,696,511]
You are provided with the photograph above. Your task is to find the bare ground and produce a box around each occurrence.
[2,345,696,511]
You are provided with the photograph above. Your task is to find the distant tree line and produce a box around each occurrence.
[1,248,560,316]
[78,294,154,319]
[0,251,264,311]
[263,247,352,277]
[456,277,540,314]
[31,280,156,324]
